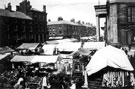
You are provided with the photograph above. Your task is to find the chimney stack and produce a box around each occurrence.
[16,6,20,11]
[6,3,12,11]
[43,5,46,12]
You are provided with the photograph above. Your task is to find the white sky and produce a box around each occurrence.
[0,0,106,25]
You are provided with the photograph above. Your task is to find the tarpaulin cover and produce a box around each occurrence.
[86,45,134,76]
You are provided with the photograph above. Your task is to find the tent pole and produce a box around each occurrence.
[82,64,89,89]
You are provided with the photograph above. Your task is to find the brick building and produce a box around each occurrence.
[16,0,48,43]
[0,0,48,47]
[0,5,32,47]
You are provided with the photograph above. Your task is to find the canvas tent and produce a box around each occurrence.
[86,45,134,76]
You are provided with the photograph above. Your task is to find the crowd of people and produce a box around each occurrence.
[0,64,81,89]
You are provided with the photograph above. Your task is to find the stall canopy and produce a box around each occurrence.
[46,40,59,44]
[11,55,58,63]
[42,44,57,55]
[70,48,91,56]
[55,38,77,43]
[83,42,105,50]
[31,55,58,63]
[11,55,35,62]
[0,46,14,54]
[17,43,40,50]
[0,53,10,60]
[86,45,134,76]
[56,42,82,51]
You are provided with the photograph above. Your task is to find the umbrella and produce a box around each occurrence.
[86,45,134,76]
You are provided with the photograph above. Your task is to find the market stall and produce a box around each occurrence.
[16,43,43,55]
[86,45,134,89]
[9,55,59,89]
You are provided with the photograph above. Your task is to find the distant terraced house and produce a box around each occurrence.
[47,19,96,40]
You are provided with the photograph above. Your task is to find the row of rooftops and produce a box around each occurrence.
[0,8,92,27]
[47,20,93,27]
[0,0,46,20]
[0,7,45,20]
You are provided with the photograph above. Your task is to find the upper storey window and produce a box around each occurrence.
[128,6,135,22]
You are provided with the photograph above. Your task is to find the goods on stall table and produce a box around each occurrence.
[26,76,42,89]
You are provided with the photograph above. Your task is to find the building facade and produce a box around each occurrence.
[0,7,32,47]
[16,0,48,43]
[95,0,135,46]
[0,0,48,47]
[106,0,135,46]
[47,20,95,40]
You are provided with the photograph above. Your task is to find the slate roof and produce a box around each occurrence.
[31,8,42,12]
[0,9,32,20]
[47,20,80,26]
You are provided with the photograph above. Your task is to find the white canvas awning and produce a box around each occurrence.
[56,42,81,51]
[31,55,58,63]
[11,55,58,63]
[0,53,10,60]
[70,48,91,56]
[17,43,40,50]
[83,42,105,50]
[86,45,134,76]
[0,46,14,54]
[42,44,57,55]
[11,55,35,62]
